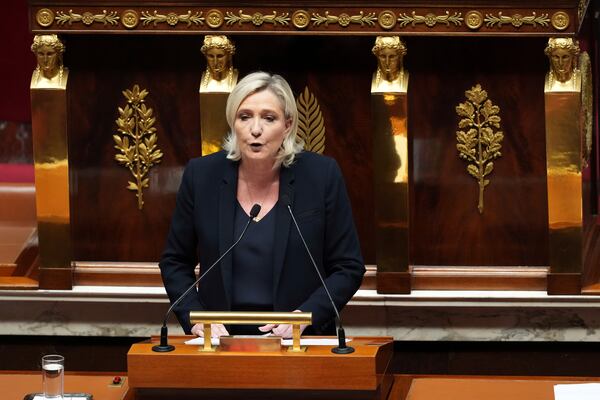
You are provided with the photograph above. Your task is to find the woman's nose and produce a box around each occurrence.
[251,120,262,136]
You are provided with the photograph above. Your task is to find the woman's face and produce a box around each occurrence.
[377,47,401,81]
[550,47,574,82]
[205,47,229,79]
[36,45,59,78]
[234,89,291,165]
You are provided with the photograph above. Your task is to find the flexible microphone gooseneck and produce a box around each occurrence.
[152,203,261,352]
[281,195,355,354]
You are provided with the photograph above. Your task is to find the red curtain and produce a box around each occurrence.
[0,0,34,122]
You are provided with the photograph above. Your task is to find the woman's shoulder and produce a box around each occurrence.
[186,150,231,169]
[293,151,337,170]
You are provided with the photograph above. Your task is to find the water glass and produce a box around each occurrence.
[42,354,64,399]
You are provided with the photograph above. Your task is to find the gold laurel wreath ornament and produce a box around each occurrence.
[455,84,504,214]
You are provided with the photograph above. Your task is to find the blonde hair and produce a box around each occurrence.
[223,72,304,167]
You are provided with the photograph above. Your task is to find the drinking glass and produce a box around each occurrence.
[42,354,64,399]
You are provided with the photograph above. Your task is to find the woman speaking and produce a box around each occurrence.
[159,72,365,338]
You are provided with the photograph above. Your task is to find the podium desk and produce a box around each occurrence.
[127,336,394,400]
[1,372,128,400]
[403,376,600,400]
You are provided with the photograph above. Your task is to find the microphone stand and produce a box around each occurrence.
[284,198,355,354]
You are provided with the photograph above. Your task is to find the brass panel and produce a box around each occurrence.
[200,93,229,155]
[372,94,409,273]
[545,93,582,273]
[544,38,584,275]
[30,74,71,284]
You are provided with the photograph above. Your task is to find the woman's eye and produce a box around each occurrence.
[238,114,249,121]
[264,116,275,122]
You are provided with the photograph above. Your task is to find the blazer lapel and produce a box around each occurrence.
[273,165,295,301]
[218,160,238,311]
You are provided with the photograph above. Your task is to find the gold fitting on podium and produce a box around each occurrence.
[189,311,312,352]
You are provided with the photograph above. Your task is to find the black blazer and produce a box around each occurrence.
[159,151,365,334]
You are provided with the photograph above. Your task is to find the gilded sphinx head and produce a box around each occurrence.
[372,36,407,82]
[201,35,236,81]
[31,34,65,80]
[544,38,580,83]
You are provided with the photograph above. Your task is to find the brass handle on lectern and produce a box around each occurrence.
[189,311,312,352]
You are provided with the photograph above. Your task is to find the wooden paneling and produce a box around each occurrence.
[408,36,549,267]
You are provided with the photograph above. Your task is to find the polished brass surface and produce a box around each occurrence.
[121,10,139,29]
[190,311,312,352]
[397,11,463,27]
[484,12,550,28]
[190,311,312,325]
[372,93,409,274]
[220,336,282,352]
[225,10,290,26]
[199,35,237,93]
[114,85,164,210]
[580,52,593,164]
[551,11,570,30]
[456,84,504,214]
[311,11,377,27]
[377,11,396,30]
[296,87,325,154]
[141,10,204,27]
[206,9,224,29]
[30,34,71,285]
[36,8,54,27]
[55,9,119,26]
[465,11,484,30]
[544,38,584,274]
[200,93,229,155]
[292,10,310,29]
[371,36,408,94]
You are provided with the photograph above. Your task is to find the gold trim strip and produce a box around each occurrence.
[34,7,572,33]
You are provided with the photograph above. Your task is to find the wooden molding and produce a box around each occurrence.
[377,271,411,294]
[547,272,582,295]
[411,266,548,291]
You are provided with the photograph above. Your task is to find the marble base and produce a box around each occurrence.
[2,287,600,341]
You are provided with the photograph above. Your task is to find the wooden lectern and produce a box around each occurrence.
[127,336,394,400]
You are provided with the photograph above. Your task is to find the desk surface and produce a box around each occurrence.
[405,377,600,400]
[2,372,129,400]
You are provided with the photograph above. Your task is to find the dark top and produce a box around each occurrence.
[231,201,276,311]
[159,151,365,335]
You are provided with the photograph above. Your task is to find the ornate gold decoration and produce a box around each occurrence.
[397,11,463,27]
[580,52,593,164]
[378,10,397,30]
[465,10,483,30]
[311,11,377,27]
[225,10,290,26]
[206,9,224,28]
[578,0,589,24]
[121,10,139,29]
[140,10,204,26]
[551,11,570,30]
[292,10,310,29]
[455,84,504,214]
[55,9,119,26]
[114,85,163,210]
[36,8,55,27]
[296,87,325,154]
[484,12,550,28]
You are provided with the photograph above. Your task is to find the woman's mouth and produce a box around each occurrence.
[250,143,263,151]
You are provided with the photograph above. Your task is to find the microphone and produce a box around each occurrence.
[281,195,354,354]
[153,203,261,352]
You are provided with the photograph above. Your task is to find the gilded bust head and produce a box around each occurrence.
[372,36,407,83]
[31,34,65,80]
[544,38,580,83]
[201,35,236,82]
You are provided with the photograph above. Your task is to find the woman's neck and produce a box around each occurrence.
[239,160,280,185]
